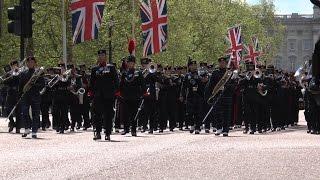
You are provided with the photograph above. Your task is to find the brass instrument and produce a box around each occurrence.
[143,63,157,78]
[257,83,268,96]
[23,67,45,93]
[207,69,233,104]
[254,68,262,79]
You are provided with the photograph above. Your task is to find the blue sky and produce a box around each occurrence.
[247,0,313,14]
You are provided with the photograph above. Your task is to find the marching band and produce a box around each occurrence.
[0,49,316,141]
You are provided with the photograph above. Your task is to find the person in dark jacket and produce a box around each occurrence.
[20,57,45,139]
[119,55,146,136]
[90,50,119,141]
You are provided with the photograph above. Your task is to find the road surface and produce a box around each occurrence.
[0,112,320,180]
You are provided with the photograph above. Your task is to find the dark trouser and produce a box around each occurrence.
[215,97,232,133]
[6,93,22,129]
[93,97,114,135]
[203,101,211,129]
[21,95,41,133]
[141,98,157,130]
[176,101,185,128]
[123,99,140,133]
[79,102,91,128]
[114,98,123,129]
[186,96,203,131]
[70,97,81,129]
[40,100,51,128]
[53,99,69,132]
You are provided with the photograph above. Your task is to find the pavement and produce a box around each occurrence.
[0,112,320,180]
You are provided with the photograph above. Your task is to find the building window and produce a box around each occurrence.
[289,56,297,72]
[303,39,313,50]
[274,56,282,69]
[288,39,296,51]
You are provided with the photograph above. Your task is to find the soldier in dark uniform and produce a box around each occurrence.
[198,63,210,133]
[40,68,54,131]
[175,66,186,131]
[78,64,91,130]
[205,57,236,136]
[3,60,22,133]
[180,60,203,134]
[239,62,262,134]
[68,64,83,132]
[20,57,45,139]
[90,50,119,141]
[119,55,146,136]
[140,58,158,134]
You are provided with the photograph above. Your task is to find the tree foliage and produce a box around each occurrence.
[0,0,284,69]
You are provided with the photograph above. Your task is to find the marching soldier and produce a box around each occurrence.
[205,57,236,136]
[119,55,146,136]
[90,50,119,141]
[79,64,91,130]
[175,66,186,131]
[20,56,45,138]
[140,58,158,134]
[180,60,203,134]
[68,64,83,132]
[3,60,22,133]
[40,68,54,130]
[52,64,71,134]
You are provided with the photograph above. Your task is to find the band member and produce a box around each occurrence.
[205,57,235,136]
[139,58,158,134]
[119,55,146,136]
[90,50,119,141]
[68,64,83,131]
[175,66,186,130]
[20,56,45,138]
[52,64,71,134]
[79,64,91,130]
[197,67,210,133]
[3,60,22,133]
[180,60,203,134]
[40,68,54,130]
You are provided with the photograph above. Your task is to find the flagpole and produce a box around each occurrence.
[132,0,135,39]
[62,0,67,68]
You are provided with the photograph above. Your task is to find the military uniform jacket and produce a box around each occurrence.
[19,68,45,97]
[205,68,235,100]
[90,64,119,100]
[181,71,202,99]
[120,69,146,101]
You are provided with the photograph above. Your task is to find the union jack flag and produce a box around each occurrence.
[226,25,243,69]
[243,36,262,65]
[139,0,168,57]
[70,0,106,44]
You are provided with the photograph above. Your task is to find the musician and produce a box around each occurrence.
[238,62,262,134]
[175,66,186,131]
[51,64,71,134]
[119,55,146,136]
[197,66,210,133]
[3,60,22,133]
[180,60,203,134]
[90,50,119,140]
[68,64,83,132]
[40,68,54,130]
[20,56,45,138]
[205,57,235,136]
[79,64,91,130]
[139,58,158,134]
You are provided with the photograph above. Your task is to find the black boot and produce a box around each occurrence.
[93,132,101,140]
